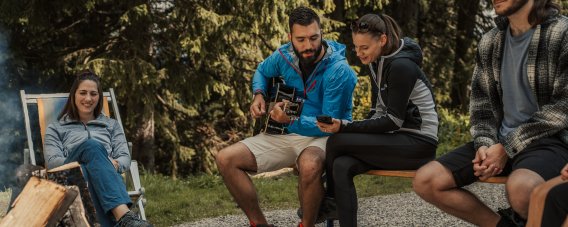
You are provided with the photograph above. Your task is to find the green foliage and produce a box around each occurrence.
[142,173,411,226]
[354,175,413,198]
[352,70,372,120]
[419,0,458,107]
[3,0,567,177]
[437,107,471,156]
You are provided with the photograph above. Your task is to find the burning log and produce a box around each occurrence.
[0,177,77,227]
[2,162,98,226]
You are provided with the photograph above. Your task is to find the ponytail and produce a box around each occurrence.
[379,14,402,56]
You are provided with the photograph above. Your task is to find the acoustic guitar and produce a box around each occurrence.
[253,78,304,135]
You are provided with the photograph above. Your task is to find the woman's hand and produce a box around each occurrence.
[112,159,119,171]
[561,163,568,181]
[316,118,341,133]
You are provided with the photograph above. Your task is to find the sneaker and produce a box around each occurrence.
[249,221,276,227]
[116,210,153,227]
[497,207,526,227]
[296,197,337,223]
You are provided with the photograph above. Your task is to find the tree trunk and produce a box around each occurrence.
[453,0,480,112]
[330,0,345,22]
[386,0,421,38]
[133,110,156,173]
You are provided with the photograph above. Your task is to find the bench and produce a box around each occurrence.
[325,170,507,226]
[365,169,508,183]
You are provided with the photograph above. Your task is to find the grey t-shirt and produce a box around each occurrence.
[499,26,538,138]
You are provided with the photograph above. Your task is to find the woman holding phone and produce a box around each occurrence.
[316,13,439,226]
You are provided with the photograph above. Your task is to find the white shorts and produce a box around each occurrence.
[240,133,328,174]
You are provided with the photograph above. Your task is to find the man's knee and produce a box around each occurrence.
[214,148,229,170]
[297,147,325,178]
[507,169,544,214]
[413,161,453,200]
[215,143,255,172]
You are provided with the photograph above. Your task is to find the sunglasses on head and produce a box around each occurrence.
[351,21,371,33]
[351,21,371,32]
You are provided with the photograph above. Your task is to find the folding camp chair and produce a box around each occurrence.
[19,88,147,221]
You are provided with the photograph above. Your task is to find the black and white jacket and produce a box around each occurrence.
[341,37,439,144]
[470,12,568,157]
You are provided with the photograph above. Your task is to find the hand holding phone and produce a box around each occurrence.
[316,115,333,124]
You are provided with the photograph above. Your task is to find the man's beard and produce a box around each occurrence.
[495,0,529,16]
[293,42,324,66]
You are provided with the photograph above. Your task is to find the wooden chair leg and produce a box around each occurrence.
[129,160,146,220]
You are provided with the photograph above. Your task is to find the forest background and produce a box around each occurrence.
[1,0,568,184]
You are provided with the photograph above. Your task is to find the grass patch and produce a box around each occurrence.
[355,175,413,198]
[143,173,411,226]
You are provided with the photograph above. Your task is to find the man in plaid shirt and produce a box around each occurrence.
[413,0,568,226]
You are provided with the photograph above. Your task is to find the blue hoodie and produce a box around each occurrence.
[252,40,357,136]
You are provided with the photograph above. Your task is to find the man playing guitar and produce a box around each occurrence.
[215,6,357,227]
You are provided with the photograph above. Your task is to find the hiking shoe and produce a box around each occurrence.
[296,197,337,223]
[497,207,526,227]
[249,221,276,227]
[116,210,153,227]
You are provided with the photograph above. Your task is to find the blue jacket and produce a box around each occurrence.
[252,40,357,136]
[44,113,131,173]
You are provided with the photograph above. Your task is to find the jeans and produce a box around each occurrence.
[64,139,131,227]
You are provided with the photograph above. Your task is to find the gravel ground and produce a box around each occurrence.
[176,183,509,227]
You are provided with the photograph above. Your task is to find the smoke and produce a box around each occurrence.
[0,27,24,190]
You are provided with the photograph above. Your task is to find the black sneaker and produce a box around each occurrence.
[116,210,153,227]
[497,207,526,227]
[296,197,337,223]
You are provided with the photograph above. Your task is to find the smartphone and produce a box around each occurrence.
[316,115,333,124]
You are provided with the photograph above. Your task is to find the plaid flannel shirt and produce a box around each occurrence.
[470,12,568,157]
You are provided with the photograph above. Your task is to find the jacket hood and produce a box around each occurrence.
[382,37,423,67]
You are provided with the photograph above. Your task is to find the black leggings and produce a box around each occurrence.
[542,182,568,226]
[325,132,436,227]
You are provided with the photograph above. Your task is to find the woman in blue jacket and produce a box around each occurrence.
[316,13,439,226]
[44,71,151,227]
